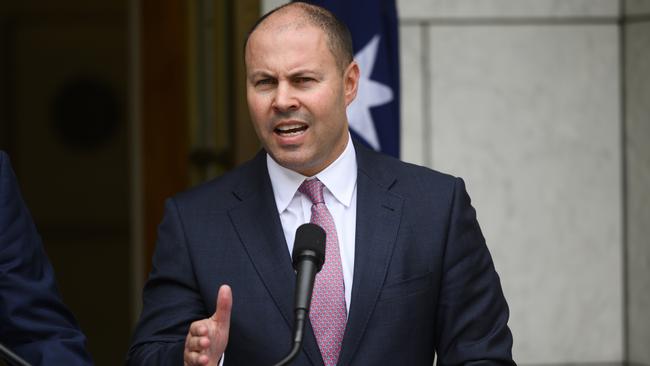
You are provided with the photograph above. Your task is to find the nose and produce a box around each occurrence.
[272,82,299,112]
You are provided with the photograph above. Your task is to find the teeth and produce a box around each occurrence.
[275,124,307,135]
[276,124,304,132]
[280,130,303,136]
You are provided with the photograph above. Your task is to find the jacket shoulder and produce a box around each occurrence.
[356,144,459,194]
[170,152,265,211]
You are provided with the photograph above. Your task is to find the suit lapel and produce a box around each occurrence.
[227,152,323,365]
[337,145,404,366]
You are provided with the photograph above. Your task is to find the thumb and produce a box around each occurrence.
[211,284,232,329]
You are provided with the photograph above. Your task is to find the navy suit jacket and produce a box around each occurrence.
[128,143,514,365]
[0,151,92,365]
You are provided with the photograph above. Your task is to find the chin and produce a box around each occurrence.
[271,147,325,174]
[280,159,320,176]
[279,159,311,173]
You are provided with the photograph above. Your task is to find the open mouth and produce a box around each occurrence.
[274,123,308,136]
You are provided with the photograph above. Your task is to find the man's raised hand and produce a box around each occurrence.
[183,285,232,366]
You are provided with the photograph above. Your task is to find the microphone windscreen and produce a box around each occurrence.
[292,223,326,268]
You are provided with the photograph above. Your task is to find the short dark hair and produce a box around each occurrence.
[244,2,354,71]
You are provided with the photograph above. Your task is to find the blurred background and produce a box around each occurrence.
[0,0,648,365]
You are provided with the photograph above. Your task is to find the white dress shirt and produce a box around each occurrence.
[266,135,358,311]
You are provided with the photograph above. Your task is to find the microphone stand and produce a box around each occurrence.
[271,308,307,366]
[0,343,31,366]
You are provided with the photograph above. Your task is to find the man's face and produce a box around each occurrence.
[245,18,359,176]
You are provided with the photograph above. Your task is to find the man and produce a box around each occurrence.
[0,151,93,365]
[128,3,514,365]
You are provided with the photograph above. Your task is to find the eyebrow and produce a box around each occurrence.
[248,71,277,83]
[287,68,321,77]
[249,69,321,80]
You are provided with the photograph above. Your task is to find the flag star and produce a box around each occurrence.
[347,34,394,151]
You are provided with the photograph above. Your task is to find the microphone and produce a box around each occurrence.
[272,223,326,366]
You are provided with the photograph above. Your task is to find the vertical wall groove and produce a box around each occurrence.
[618,0,629,361]
[420,22,432,167]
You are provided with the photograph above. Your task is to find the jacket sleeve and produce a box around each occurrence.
[127,197,208,365]
[0,151,93,365]
[435,178,515,365]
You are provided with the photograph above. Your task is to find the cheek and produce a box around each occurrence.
[247,90,271,110]
[247,109,269,138]
[305,88,339,115]
[248,98,271,124]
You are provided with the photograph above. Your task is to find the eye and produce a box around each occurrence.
[255,78,276,87]
[294,77,315,85]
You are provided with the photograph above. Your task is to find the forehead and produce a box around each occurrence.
[245,15,336,71]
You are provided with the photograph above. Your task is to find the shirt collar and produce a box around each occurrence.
[267,134,357,214]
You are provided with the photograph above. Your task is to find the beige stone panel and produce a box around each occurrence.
[625,0,650,16]
[400,24,426,165]
[398,0,618,20]
[429,24,623,363]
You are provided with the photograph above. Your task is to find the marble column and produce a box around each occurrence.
[399,0,622,363]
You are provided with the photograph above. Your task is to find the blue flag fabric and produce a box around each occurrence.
[298,0,401,158]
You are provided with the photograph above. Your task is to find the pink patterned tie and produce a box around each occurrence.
[299,178,347,366]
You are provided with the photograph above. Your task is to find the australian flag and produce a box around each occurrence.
[299,0,401,158]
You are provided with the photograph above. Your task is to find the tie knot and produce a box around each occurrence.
[299,178,325,204]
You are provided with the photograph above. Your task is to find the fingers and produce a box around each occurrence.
[186,330,210,351]
[184,350,209,366]
[211,285,232,330]
[184,285,232,366]
[189,323,207,337]
[184,321,212,365]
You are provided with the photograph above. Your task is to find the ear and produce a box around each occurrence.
[343,61,360,107]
